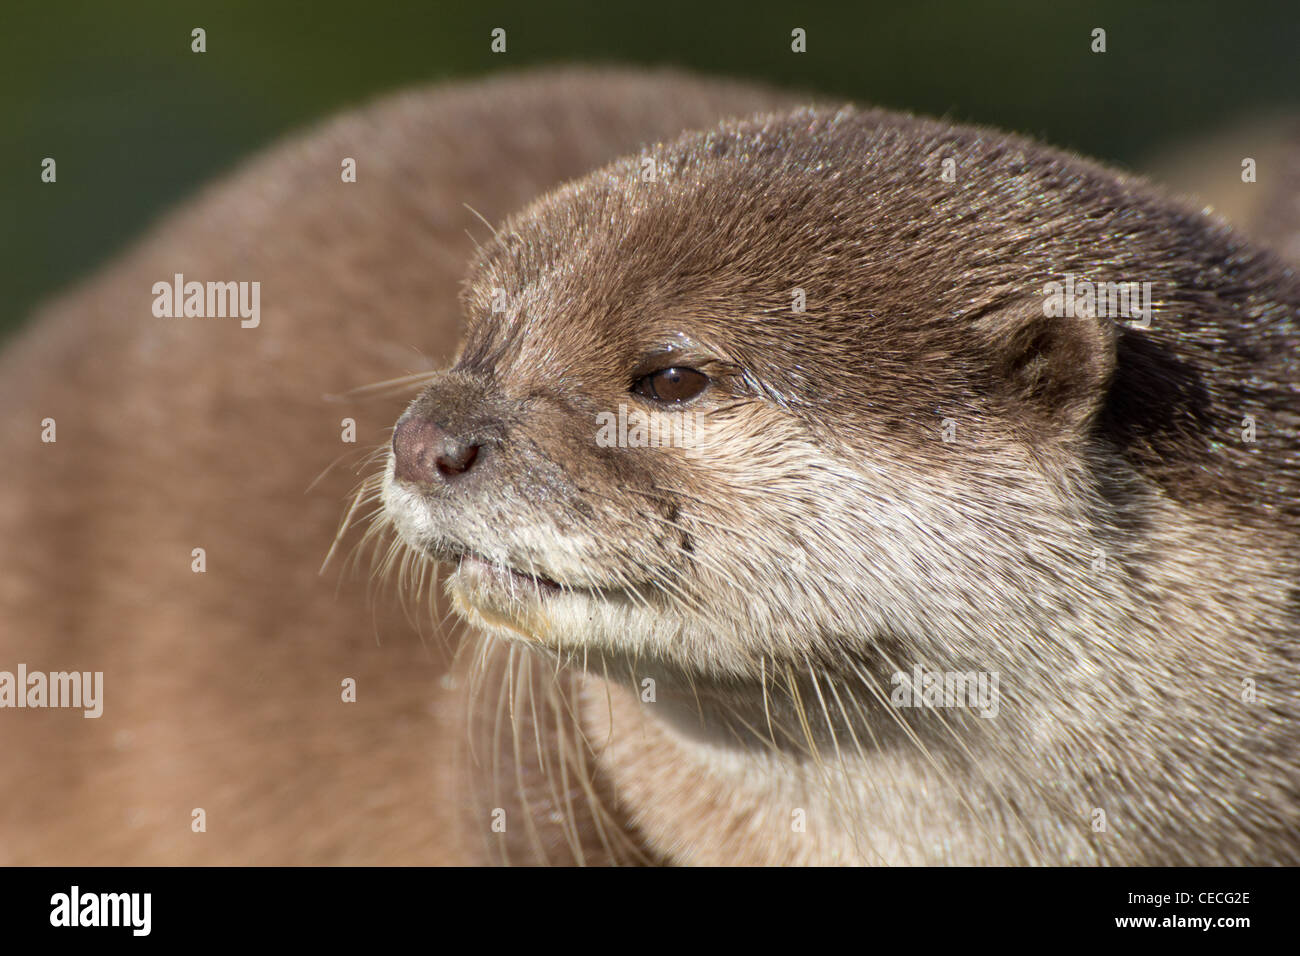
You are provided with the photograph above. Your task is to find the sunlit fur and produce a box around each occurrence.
[376,106,1300,864]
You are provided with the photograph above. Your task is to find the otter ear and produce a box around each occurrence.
[970,297,1117,432]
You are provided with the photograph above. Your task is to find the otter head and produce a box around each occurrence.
[379,105,1182,689]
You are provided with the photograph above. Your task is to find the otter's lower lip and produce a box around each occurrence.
[457,552,564,596]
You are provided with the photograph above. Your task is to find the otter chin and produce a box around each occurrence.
[378,104,1300,865]
[447,553,650,650]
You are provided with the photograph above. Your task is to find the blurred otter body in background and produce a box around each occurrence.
[0,68,1296,864]
[0,69,797,864]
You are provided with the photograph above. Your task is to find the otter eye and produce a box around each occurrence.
[633,367,709,404]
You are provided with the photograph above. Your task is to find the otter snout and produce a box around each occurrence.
[392,415,481,484]
[391,371,502,487]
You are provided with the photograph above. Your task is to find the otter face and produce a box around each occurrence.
[382,107,1148,682]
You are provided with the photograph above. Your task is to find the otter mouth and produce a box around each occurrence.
[442,544,652,610]
[441,544,642,645]
[453,549,564,597]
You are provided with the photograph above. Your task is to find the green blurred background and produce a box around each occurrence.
[3,0,1298,337]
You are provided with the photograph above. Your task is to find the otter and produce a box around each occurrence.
[2,68,1296,866]
[379,105,1300,864]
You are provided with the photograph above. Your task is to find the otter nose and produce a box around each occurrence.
[392,415,481,484]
